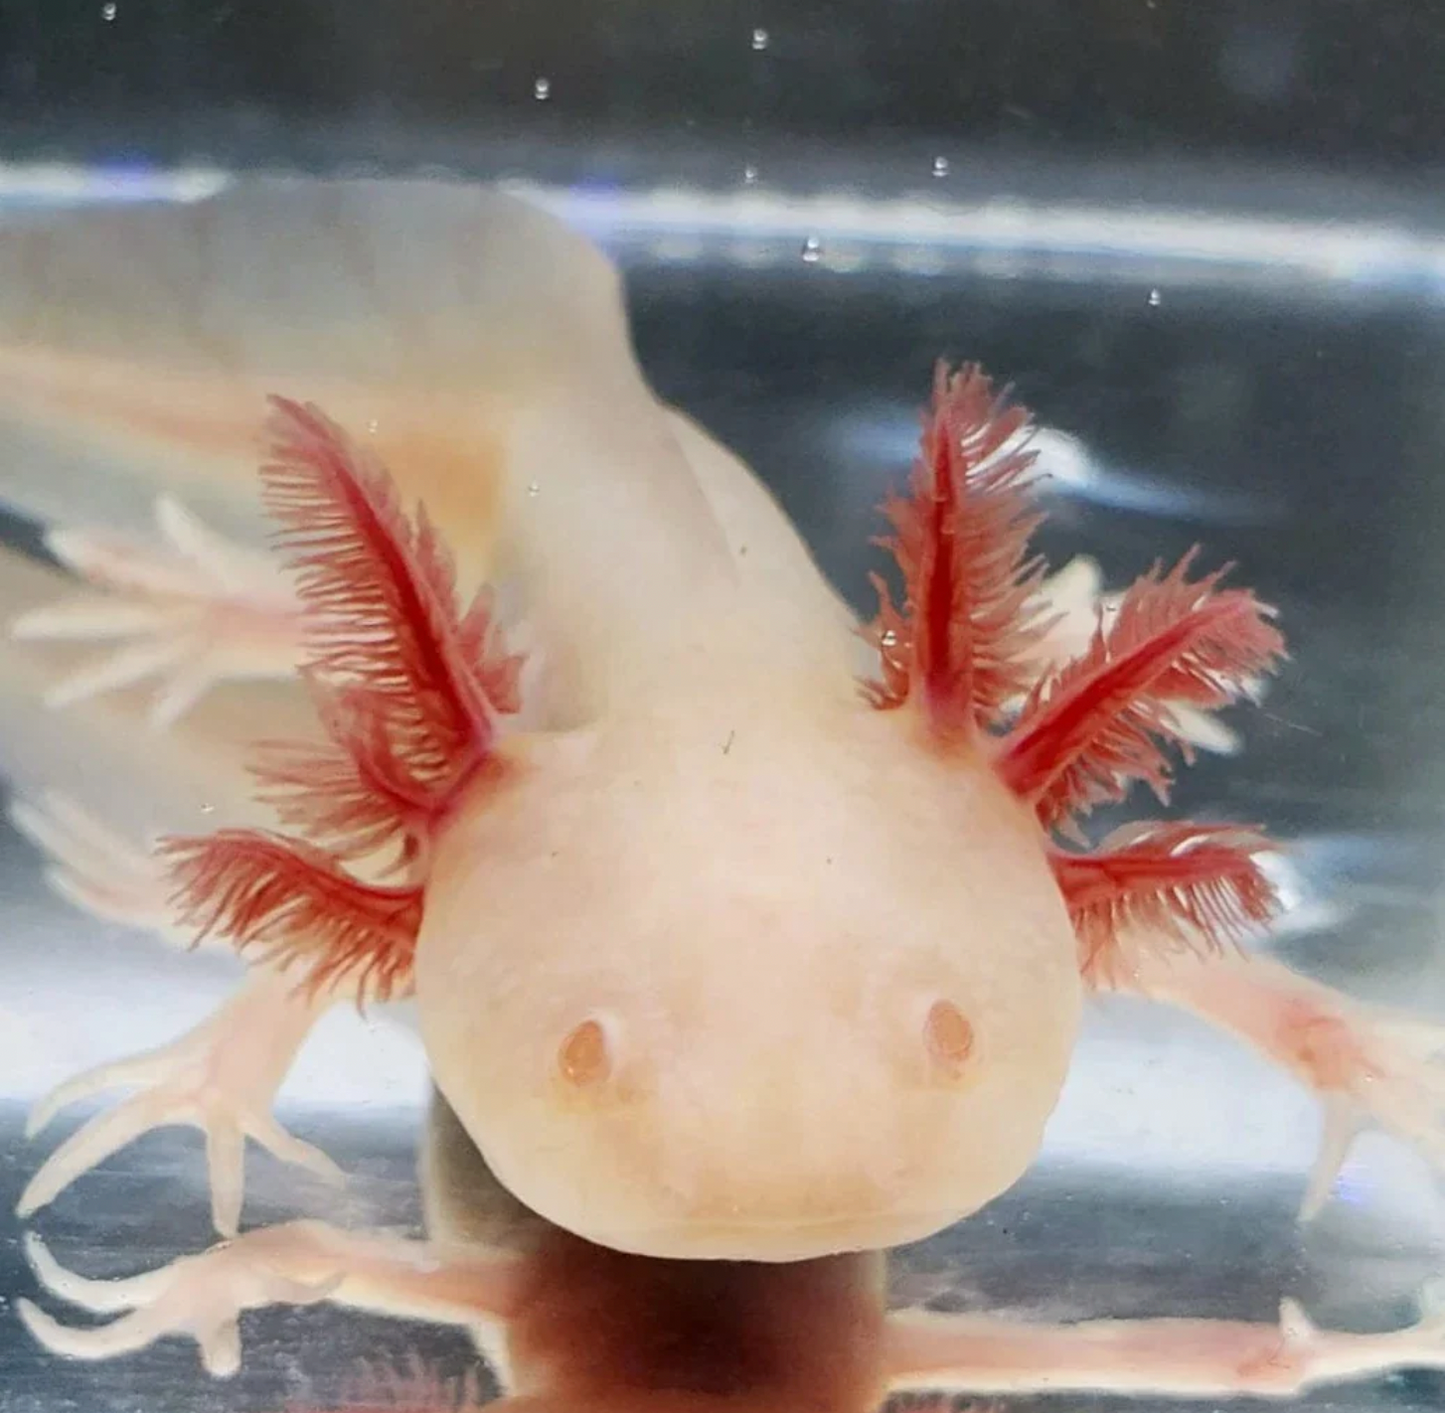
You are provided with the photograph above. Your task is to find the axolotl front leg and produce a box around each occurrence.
[1117,947,1445,1218]
[0,547,347,1237]
[18,962,338,1238]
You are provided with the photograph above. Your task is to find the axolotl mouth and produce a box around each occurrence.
[576,1209,959,1264]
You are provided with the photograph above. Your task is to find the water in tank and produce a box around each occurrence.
[0,6,1443,1413]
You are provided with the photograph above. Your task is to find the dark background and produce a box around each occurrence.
[0,2,1441,174]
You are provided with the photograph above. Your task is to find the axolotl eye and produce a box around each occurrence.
[556,1016,614,1089]
[923,999,976,1081]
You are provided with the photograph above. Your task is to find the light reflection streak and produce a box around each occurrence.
[834,407,1273,525]
[525,183,1445,301]
[0,162,1441,303]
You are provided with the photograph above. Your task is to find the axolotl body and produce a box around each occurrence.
[2,180,1443,1298]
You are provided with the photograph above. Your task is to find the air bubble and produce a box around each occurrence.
[801,236,822,264]
[527,481,541,497]
[751,27,769,51]
[931,155,950,178]
[101,2,116,17]
[532,76,551,101]
[743,163,759,185]
[1147,288,1162,307]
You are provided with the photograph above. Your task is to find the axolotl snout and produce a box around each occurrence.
[11,181,1437,1288]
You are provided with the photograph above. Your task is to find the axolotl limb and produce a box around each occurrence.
[4,182,1445,1268]
[17,1094,1445,1403]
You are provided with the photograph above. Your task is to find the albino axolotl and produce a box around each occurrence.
[2,180,1444,1384]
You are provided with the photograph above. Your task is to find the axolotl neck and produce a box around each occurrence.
[470,334,864,728]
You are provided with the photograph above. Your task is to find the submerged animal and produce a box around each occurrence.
[3,181,1444,1294]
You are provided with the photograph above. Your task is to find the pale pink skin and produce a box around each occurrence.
[420,694,1079,1259]
[3,179,1444,1314]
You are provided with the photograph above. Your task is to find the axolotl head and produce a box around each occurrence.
[413,702,1083,1262]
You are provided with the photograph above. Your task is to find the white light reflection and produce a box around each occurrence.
[5,163,1443,303]
[834,404,1271,525]
[516,181,1445,301]
[1042,997,1322,1178]
[0,162,227,209]
[0,911,427,1110]
[1258,847,1348,941]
